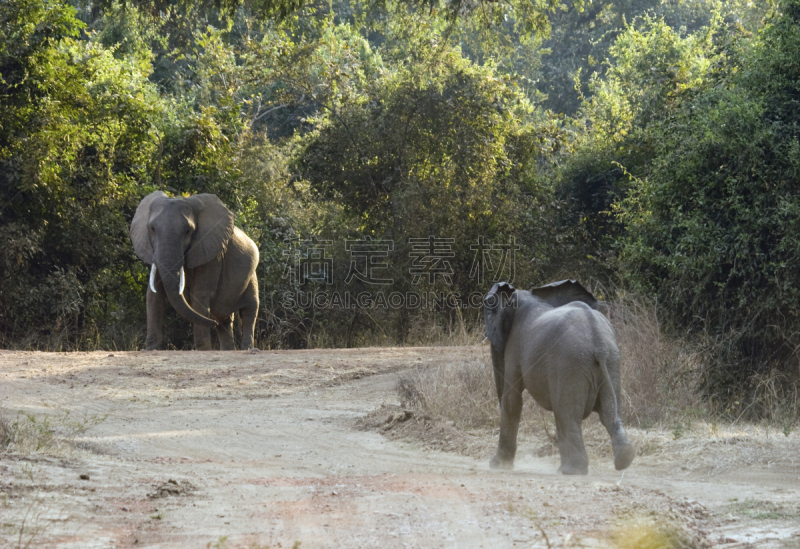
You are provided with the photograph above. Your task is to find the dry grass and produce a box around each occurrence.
[743,369,800,432]
[611,516,703,549]
[0,408,106,456]
[625,420,800,475]
[398,347,497,430]
[305,307,486,350]
[607,287,800,432]
[404,308,485,347]
[605,289,704,428]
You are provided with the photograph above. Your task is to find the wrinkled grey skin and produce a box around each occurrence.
[130,191,259,350]
[484,280,635,475]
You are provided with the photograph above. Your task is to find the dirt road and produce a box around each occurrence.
[1,347,799,548]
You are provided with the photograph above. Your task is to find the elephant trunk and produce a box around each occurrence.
[155,251,217,328]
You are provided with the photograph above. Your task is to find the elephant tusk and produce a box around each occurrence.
[179,266,185,296]
[149,264,157,293]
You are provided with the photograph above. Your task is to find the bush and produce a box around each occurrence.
[605,288,703,427]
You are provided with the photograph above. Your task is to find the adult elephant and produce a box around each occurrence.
[130,191,259,350]
[484,280,634,474]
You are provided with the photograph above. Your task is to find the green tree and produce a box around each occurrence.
[0,0,163,345]
[295,14,573,311]
[537,0,766,115]
[613,1,800,404]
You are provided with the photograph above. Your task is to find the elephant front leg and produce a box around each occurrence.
[554,408,589,475]
[145,283,166,350]
[190,292,214,350]
[490,375,523,471]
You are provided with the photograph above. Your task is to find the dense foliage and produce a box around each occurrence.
[0,0,161,346]
[2,0,800,412]
[612,3,800,401]
[556,0,800,405]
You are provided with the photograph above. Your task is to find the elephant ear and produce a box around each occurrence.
[130,191,168,264]
[530,279,599,309]
[484,281,517,352]
[185,194,235,268]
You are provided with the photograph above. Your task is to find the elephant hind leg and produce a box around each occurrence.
[490,346,505,405]
[598,402,635,471]
[613,431,635,471]
[596,369,635,470]
[554,406,589,475]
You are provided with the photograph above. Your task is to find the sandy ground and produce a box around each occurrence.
[1,346,799,548]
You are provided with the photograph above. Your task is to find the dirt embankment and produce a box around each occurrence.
[1,347,799,548]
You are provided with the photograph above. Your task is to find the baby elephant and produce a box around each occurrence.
[484,280,635,474]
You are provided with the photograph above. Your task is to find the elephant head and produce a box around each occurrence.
[484,279,599,351]
[130,191,235,327]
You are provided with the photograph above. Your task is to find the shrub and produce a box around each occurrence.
[605,288,703,427]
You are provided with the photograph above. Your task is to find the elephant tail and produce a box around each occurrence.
[595,351,621,424]
[588,309,622,423]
